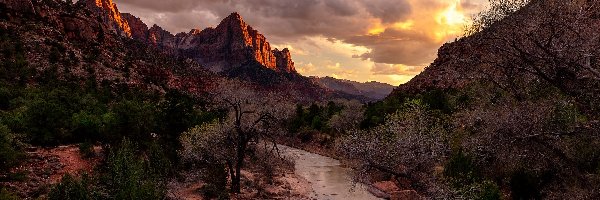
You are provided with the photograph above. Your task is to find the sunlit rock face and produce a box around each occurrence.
[273,48,296,73]
[81,0,131,38]
[121,13,147,41]
[81,0,298,74]
[120,12,296,74]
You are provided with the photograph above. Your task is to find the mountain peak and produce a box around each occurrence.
[81,0,131,37]
[227,12,243,20]
[120,10,297,74]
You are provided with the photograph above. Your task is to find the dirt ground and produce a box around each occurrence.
[2,144,313,199]
[1,145,103,198]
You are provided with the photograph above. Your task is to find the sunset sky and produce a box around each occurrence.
[115,0,488,86]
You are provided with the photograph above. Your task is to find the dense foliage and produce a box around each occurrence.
[48,139,171,200]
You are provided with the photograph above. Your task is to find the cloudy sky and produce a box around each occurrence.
[115,0,488,86]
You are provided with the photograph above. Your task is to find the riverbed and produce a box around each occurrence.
[278,145,381,200]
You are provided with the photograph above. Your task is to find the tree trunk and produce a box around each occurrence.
[231,131,247,194]
[231,173,241,194]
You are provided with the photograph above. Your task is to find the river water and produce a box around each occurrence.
[278,145,381,200]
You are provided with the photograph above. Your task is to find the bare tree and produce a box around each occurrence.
[179,79,293,193]
[336,100,450,196]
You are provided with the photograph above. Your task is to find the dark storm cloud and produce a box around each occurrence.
[115,0,412,38]
[345,29,439,66]
[363,0,412,23]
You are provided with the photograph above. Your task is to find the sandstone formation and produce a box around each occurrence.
[81,0,131,38]
[121,13,147,41]
[76,0,298,75]
[120,12,296,73]
[273,48,295,72]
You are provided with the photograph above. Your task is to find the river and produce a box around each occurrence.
[277,145,381,200]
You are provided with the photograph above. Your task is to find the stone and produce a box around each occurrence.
[80,0,131,38]
[390,190,423,200]
[373,181,401,194]
[121,13,148,41]
[273,48,296,73]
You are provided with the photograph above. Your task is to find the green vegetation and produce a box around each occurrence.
[361,89,459,129]
[104,139,165,199]
[0,124,23,171]
[48,139,174,200]
[289,102,343,134]
[48,174,98,200]
[0,188,19,200]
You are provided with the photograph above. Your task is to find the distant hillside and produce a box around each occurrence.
[311,76,395,101]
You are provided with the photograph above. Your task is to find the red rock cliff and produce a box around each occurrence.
[182,12,279,72]
[273,48,295,73]
[121,12,296,73]
[121,13,147,41]
[81,0,131,38]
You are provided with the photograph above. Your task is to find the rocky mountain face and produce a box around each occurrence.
[0,0,370,102]
[121,13,147,41]
[121,11,296,74]
[311,76,395,101]
[0,0,216,96]
[81,0,131,38]
[0,0,35,14]
[0,0,338,102]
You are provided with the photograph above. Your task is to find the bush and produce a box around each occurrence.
[78,142,95,159]
[105,139,164,199]
[110,100,159,142]
[0,124,23,170]
[444,150,478,185]
[297,129,316,143]
[200,163,229,199]
[22,96,71,146]
[48,174,97,200]
[146,141,172,179]
[0,188,19,200]
[479,181,501,200]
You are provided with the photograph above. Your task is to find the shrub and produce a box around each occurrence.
[479,181,501,200]
[146,141,172,179]
[110,100,158,142]
[0,124,23,170]
[444,150,478,185]
[297,129,316,143]
[199,163,229,199]
[48,174,97,200]
[105,139,164,199]
[78,142,95,159]
[0,188,19,200]
[22,96,71,146]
